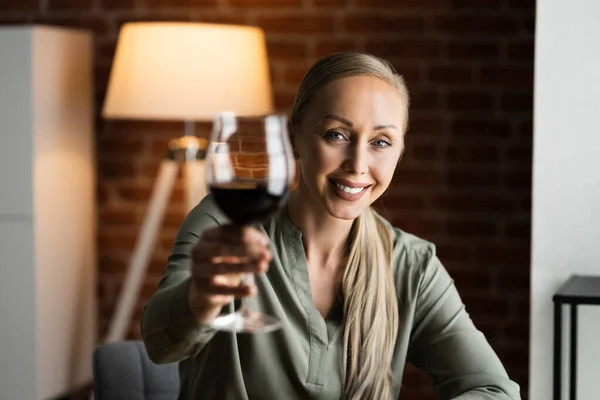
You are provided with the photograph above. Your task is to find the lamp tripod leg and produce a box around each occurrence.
[105,159,179,343]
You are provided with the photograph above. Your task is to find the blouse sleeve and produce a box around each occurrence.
[140,196,223,364]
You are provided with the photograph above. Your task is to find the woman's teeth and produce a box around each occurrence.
[335,183,367,194]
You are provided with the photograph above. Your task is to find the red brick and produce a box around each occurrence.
[0,0,37,11]
[435,244,471,262]
[197,14,247,25]
[498,270,530,292]
[98,254,128,274]
[447,169,499,187]
[98,230,138,251]
[519,119,533,137]
[229,0,299,5]
[144,0,218,7]
[315,38,358,57]
[522,14,535,35]
[506,144,532,163]
[504,321,529,341]
[97,184,110,202]
[410,144,439,161]
[274,91,297,110]
[114,14,192,30]
[0,17,34,26]
[343,14,425,34]
[447,91,494,112]
[505,220,531,240]
[507,0,535,8]
[476,244,530,264]
[234,167,254,179]
[435,14,518,36]
[446,40,500,60]
[116,182,153,202]
[429,65,474,84]
[101,0,135,9]
[108,119,183,135]
[256,15,335,34]
[501,92,533,112]
[463,295,511,318]
[481,66,533,87]
[100,137,146,155]
[451,118,512,139]
[162,208,186,228]
[446,220,497,238]
[366,39,441,59]
[99,207,140,226]
[506,41,534,61]
[408,89,440,112]
[34,15,109,35]
[431,194,514,214]
[267,39,309,59]
[94,64,112,93]
[235,153,269,167]
[407,117,443,137]
[378,193,426,210]
[447,145,499,163]
[48,0,93,10]
[283,64,311,84]
[357,0,440,8]
[312,0,346,5]
[504,169,532,190]
[99,160,136,178]
[392,167,441,186]
[239,137,267,153]
[452,270,493,293]
[391,217,444,237]
[447,0,500,7]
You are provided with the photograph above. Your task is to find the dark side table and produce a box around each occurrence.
[553,275,600,400]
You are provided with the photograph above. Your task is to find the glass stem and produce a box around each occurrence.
[239,272,255,317]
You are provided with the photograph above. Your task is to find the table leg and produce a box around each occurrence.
[570,304,577,400]
[554,301,562,400]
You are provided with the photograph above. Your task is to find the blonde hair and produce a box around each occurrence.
[290,52,410,399]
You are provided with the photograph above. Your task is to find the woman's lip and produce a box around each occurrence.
[328,178,372,189]
[329,180,370,201]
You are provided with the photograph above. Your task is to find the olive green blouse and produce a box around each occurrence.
[141,195,521,399]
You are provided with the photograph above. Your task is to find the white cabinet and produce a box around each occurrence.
[0,26,96,400]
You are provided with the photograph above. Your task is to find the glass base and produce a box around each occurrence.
[208,309,282,333]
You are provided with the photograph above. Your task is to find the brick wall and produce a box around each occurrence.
[0,0,534,398]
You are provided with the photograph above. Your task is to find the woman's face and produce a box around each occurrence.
[294,75,407,221]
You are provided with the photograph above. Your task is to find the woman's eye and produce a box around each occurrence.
[324,130,345,141]
[372,139,392,148]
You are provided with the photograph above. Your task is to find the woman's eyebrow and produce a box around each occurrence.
[319,114,399,131]
[374,124,398,131]
[322,114,353,127]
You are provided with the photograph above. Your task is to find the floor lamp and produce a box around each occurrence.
[101,22,274,343]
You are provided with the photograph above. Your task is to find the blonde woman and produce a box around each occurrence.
[141,51,521,400]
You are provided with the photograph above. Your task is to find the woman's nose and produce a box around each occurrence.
[342,143,369,175]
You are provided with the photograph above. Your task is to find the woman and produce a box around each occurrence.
[141,51,521,400]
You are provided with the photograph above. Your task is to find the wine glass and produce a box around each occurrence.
[205,112,296,333]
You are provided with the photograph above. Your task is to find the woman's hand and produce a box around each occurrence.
[186,225,272,324]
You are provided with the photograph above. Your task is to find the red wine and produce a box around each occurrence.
[210,183,287,225]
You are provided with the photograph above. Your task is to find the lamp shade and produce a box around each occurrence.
[102,22,274,121]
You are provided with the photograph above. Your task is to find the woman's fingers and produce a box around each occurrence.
[193,276,256,298]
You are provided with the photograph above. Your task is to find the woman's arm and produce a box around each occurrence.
[140,197,221,364]
[407,247,521,400]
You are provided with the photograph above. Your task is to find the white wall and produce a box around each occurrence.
[33,27,97,397]
[530,1,600,399]
[0,26,96,400]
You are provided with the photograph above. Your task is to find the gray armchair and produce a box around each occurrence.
[92,341,179,400]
